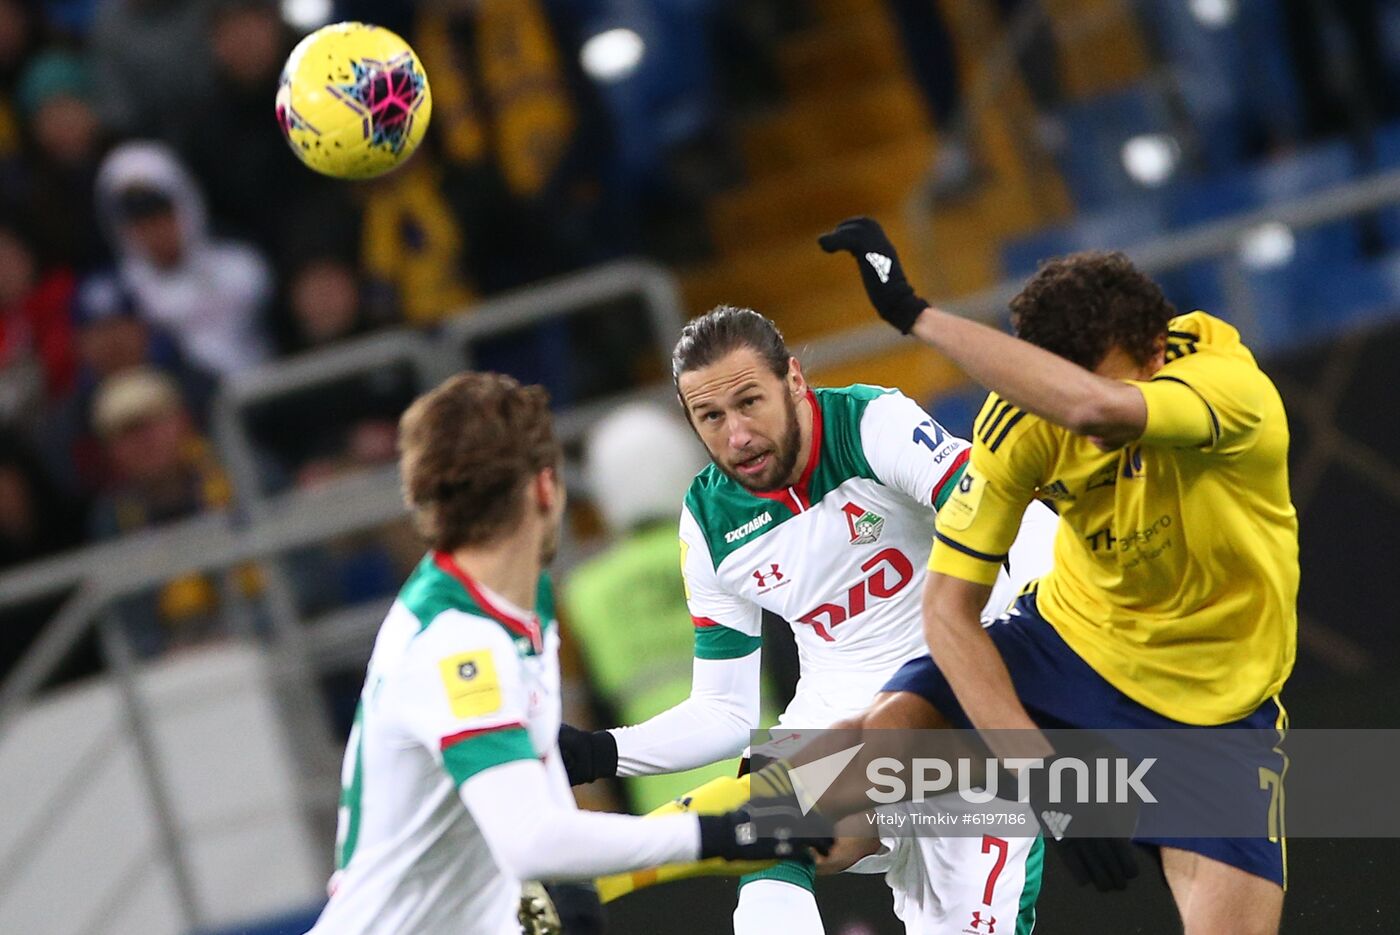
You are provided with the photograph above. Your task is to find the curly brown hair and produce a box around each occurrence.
[398,372,561,551]
[1009,251,1176,370]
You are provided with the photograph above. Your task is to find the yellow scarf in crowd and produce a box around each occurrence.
[415,0,577,199]
[361,0,578,324]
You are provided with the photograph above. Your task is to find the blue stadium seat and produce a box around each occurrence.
[1053,85,1178,212]
[1000,197,1168,278]
[1165,141,1363,309]
[1206,246,1400,356]
[573,0,720,191]
[1295,251,1400,337]
[1135,0,1303,169]
[1166,139,1357,226]
[1366,120,1400,248]
[1158,260,1227,319]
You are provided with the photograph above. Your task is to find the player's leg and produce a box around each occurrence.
[899,820,1042,934]
[733,865,824,934]
[1160,847,1282,935]
[734,707,838,935]
[733,760,824,935]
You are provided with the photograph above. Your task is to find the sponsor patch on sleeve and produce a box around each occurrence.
[938,469,985,532]
[438,650,502,719]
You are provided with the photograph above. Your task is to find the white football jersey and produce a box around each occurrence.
[682,384,1023,693]
[308,553,566,935]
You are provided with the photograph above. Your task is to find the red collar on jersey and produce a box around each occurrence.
[432,551,543,653]
[750,388,823,513]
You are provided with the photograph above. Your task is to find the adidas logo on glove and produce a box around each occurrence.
[864,252,892,283]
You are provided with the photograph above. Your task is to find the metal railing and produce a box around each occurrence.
[0,259,687,935]
[5,164,1400,934]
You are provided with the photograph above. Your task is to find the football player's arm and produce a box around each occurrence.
[460,761,703,880]
[572,508,763,781]
[980,498,1059,620]
[608,648,762,776]
[1129,347,1270,453]
[908,311,1148,449]
[924,427,1054,753]
[399,611,703,878]
[857,388,970,509]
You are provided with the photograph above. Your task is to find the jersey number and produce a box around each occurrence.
[981,835,1009,905]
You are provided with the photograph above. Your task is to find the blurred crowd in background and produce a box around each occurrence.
[3,0,1400,758]
[0,0,808,675]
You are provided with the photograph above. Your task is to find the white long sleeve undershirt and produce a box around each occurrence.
[459,759,700,880]
[609,651,762,776]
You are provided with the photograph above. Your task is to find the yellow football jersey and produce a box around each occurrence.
[931,312,1298,725]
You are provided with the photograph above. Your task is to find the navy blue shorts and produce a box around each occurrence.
[882,589,1288,887]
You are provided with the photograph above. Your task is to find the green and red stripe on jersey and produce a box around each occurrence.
[692,615,763,660]
[931,449,970,510]
[433,551,544,654]
[440,720,537,785]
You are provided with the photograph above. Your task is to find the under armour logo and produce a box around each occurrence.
[969,910,996,932]
[1041,809,1072,841]
[864,252,892,283]
[753,564,784,587]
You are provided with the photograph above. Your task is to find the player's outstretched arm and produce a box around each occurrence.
[560,642,762,785]
[819,217,1147,448]
[459,759,830,881]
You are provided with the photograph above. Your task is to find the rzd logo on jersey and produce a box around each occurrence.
[796,548,913,641]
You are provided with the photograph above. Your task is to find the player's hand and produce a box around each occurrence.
[556,723,617,786]
[517,881,563,935]
[818,217,929,334]
[698,805,835,863]
[1050,835,1139,892]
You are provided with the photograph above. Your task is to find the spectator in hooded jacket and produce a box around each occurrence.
[95,140,273,378]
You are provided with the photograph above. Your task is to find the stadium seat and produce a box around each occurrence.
[1366,120,1400,248]
[1052,84,1178,212]
[1135,0,1302,170]
[1165,141,1364,318]
[1166,139,1357,226]
[1158,260,1228,320]
[1000,197,1168,278]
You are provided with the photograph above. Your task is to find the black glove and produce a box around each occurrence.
[697,805,834,862]
[557,723,617,786]
[818,216,929,334]
[1005,753,1141,892]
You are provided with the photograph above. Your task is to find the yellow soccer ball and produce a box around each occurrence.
[276,22,432,180]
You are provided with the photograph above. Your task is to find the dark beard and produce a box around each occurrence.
[722,392,803,492]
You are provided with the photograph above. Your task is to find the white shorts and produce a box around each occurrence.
[752,679,1043,935]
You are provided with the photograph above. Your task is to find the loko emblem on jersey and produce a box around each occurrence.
[438,650,502,718]
[841,502,885,545]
